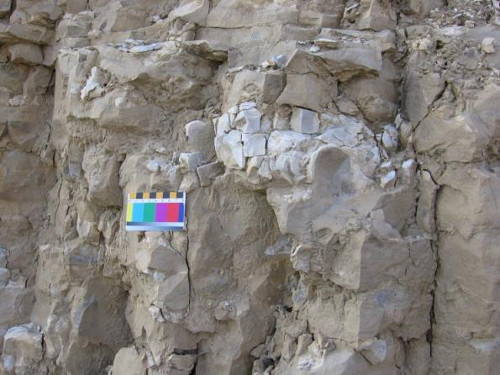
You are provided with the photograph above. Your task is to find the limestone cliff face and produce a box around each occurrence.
[0,1,499,374]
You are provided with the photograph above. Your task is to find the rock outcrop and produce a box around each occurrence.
[0,0,499,374]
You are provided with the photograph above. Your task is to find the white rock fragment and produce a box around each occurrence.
[481,37,495,54]
[114,96,126,107]
[360,339,388,365]
[234,108,261,134]
[274,151,307,185]
[309,44,321,53]
[149,305,166,322]
[146,160,161,172]
[8,96,26,107]
[239,101,257,111]
[214,114,233,136]
[291,108,320,134]
[267,130,309,156]
[321,127,358,147]
[258,159,272,180]
[215,130,245,169]
[402,159,417,186]
[80,67,107,101]
[381,124,399,152]
[265,236,292,257]
[380,170,397,190]
[227,105,239,114]
[378,161,393,172]
[242,134,267,157]
[179,152,203,172]
[129,43,162,54]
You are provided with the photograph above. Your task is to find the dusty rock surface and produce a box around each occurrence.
[0,0,499,374]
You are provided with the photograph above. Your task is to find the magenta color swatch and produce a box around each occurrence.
[155,203,168,222]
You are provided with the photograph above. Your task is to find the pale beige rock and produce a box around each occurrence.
[0,150,55,201]
[2,324,42,373]
[169,0,209,25]
[0,268,8,286]
[481,37,495,53]
[110,347,146,375]
[291,108,320,134]
[234,108,261,134]
[215,130,245,169]
[0,63,29,94]
[298,0,345,27]
[80,66,108,101]
[414,110,489,163]
[286,46,382,80]
[353,0,397,31]
[0,23,54,45]
[403,71,444,124]
[185,120,216,161]
[0,0,10,18]
[56,13,91,40]
[0,287,34,326]
[82,146,122,207]
[242,133,267,157]
[23,66,52,97]
[401,0,445,16]
[277,73,335,112]
[8,43,43,65]
[0,1,496,374]
[197,162,224,187]
[179,152,203,172]
[206,0,298,28]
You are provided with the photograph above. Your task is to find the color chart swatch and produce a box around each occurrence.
[126,191,186,231]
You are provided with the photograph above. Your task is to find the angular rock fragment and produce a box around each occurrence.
[185,120,216,161]
[82,146,122,207]
[234,108,261,134]
[2,324,43,374]
[277,73,335,112]
[169,0,209,25]
[291,107,320,134]
[0,0,10,18]
[179,152,203,172]
[110,347,146,375]
[242,133,267,157]
[197,162,224,187]
[215,130,245,169]
[8,44,43,65]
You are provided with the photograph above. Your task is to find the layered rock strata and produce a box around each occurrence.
[0,1,499,374]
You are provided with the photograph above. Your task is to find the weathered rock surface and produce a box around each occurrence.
[0,0,498,374]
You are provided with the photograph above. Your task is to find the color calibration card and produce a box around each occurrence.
[126,191,185,231]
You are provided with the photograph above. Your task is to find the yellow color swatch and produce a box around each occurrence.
[126,202,133,222]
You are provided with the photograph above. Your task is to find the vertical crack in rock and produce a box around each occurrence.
[185,232,192,314]
[428,178,442,359]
